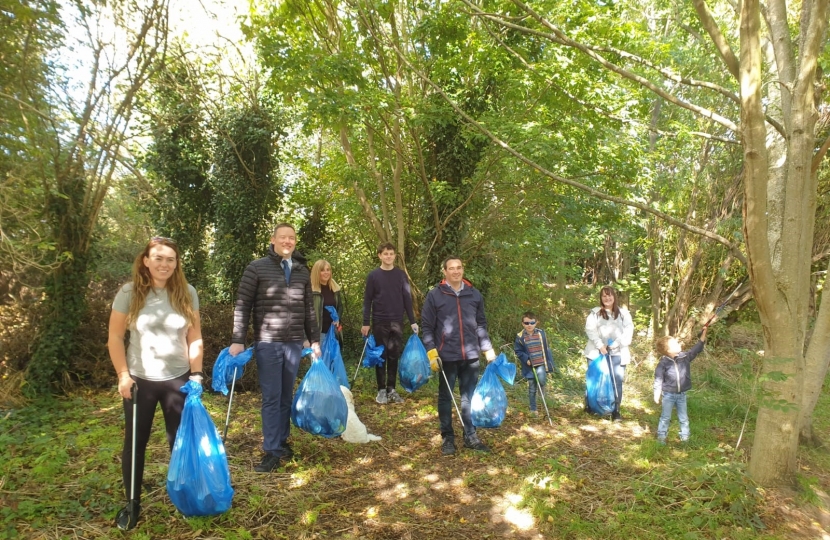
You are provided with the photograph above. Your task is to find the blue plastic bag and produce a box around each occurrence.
[585,355,616,415]
[291,357,348,438]
[321,307,349,389]
[211,346,254,395]
[471,353,516,428]
[167,380,234,516]
[362,335,385,367]
[398,334,431,393]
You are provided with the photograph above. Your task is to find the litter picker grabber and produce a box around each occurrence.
[222,366,238,442]
[352,337,368,385]
[437,357,465,430]
[116,383,139,530]
[530,366,553,427]
[605,340,619,414]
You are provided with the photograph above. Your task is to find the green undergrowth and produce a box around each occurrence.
[1,331,827,539]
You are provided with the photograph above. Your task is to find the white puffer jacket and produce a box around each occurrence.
[583,306,634,365]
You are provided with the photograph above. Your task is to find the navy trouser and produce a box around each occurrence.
[122,372,189,502]
[255,341,303,455]
[438,358,480,440]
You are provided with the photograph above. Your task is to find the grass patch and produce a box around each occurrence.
[1,340,828,539]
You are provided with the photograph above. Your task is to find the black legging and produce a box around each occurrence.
[373,320,403,391]
[121,372,189,502]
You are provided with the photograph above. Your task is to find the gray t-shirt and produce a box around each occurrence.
[113,283,199,381]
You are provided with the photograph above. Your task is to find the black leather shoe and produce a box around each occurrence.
[441,437,456,456]
[463,434,490,452]
[115,501,140,530]
[254,453,283,473]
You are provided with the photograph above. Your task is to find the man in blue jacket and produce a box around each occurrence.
[421,256,496,456]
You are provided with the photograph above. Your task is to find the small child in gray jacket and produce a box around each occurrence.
[653,327,707,443]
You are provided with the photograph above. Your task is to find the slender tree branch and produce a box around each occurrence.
[813,133,830,173]
[690,0,741,79]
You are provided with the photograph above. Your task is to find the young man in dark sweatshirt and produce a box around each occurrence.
[361,242,418,405]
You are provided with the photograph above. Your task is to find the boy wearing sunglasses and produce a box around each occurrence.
[513,312,556,415]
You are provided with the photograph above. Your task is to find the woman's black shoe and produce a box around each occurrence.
[115,501,140,530]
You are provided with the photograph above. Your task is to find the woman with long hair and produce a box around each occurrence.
[583,286,634,421]
[310,259,344,344]
[107,237,203,529]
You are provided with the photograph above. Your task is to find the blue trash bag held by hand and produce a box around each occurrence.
[211,346,254,395]
[321,307,349,389]
[167,380,234,516]
[585,355,616,415]
[398,334,431,393]
[362,335,385,367]
[472,353,516,428]
[291,357,348,438]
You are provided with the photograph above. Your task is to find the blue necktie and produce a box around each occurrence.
[282,259,291,284]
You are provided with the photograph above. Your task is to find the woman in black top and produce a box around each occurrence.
[311,259,343,343]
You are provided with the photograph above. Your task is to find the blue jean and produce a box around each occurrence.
[527,365,547,411]
[657,391,689,441]
[438,359,480,440]
[255,341,303,455]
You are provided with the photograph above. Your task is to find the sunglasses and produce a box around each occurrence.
[522,320,536,325]
[151,236,176,244]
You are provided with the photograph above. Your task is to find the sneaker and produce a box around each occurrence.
[529,410,539,416]
[115,502,140,530]
[657,437,666,445]
[375,389,388,404]
[611,411,622,422]
[463,433,490,453]
[441,437,457,456]
[386,389,405,403]
[280,443,294,459]
[254,453,283,473]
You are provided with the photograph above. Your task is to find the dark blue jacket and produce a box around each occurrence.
[654,340,705,394]
[421,279,493,362]
[513,329,555,379]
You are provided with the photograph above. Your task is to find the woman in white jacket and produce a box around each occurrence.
[583,286,634,421]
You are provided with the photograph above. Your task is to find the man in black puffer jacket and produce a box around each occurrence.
[229,223,321,472]
[421,256,497,456]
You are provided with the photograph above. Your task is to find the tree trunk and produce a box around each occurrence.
[743,0,827,484]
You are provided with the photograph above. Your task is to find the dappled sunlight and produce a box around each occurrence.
[489,492,539,534]
[376,482,411,503]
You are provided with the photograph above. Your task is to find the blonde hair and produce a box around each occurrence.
[654,336,674,357]
[127,237,195,327]
[311,259,340,292]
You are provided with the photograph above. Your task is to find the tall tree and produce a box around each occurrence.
[21,0,169,392]
[0,0,62,284]
[142,50,214,292]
